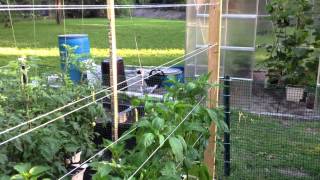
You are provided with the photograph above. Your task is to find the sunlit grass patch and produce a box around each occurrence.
[0,47,184,58]
[0,47,185,72]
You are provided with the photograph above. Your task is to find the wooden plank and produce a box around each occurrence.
[106,0,119,140]
[204,0,222,179]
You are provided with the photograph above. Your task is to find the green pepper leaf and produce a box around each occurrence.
[152,117,164,130]
[13,163,31,174]
[169,137,183,161]
[29,166,50,176]
[142,133,155,148]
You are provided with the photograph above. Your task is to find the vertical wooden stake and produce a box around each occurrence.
[204,0,222,179]
[107,0,119,140]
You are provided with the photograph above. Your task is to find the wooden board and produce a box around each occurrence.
[204,0,222,179]
[106,0,119,140]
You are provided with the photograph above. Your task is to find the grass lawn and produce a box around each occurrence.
[0,17,271,73]
[0,17,186,71]
[216,111,320,180]
[1,17,319,179]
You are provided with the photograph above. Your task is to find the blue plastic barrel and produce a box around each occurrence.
[162,67,184,87]
[58,34,90,83]
[173,66,184,83]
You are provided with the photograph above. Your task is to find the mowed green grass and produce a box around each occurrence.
[216,112,320,180]
[0,17,186,71]
[1,17,319,179]
[0,17,271,72]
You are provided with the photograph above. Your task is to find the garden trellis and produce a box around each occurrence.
[186,0,260,111]
[0,0,222,177]
[1,0,320,179]
[0,45,214,144]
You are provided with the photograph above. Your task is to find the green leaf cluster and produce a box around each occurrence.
[0,55,106,178]
[92,75,226,179]
[263,0,318,86]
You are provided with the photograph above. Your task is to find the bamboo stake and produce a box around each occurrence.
[107,0,119,140]
[204,0,221,179]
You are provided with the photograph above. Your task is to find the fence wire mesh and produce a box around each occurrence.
[216,78,320,180]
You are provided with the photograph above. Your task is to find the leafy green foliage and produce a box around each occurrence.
[169,137,184,161]
[92,75,225,179]
[0,53,106,177]
[263,0,318,86]
[11,163,50,180]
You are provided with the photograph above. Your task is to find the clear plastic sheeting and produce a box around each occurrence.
[221,50,253,79]
[256,0,273,52]
[221,0,259,80]
[185,0,259,79]
[221,18,256,48]
[317,58,320,86]
[222,0,259,14]
[316,59,320,112]
[185,0,210,77]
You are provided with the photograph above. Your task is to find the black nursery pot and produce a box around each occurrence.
[93,120,136,150]
[92,101,145,162]
[83,166,96,180]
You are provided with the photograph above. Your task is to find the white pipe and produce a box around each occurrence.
[222,14,257,19]
[118,91,165,100]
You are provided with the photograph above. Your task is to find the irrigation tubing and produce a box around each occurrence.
[0,4,218,11]
[0,46,206,137]
[58,126,138,179]
[128,96,206,180]
[0,45,214,147]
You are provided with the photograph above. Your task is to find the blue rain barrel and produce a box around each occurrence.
[162,67,184,87]
[58,34,90,83]
[173,66,184,83]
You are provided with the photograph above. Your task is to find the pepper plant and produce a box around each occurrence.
[91,74,226,179]
[10,163,50,180]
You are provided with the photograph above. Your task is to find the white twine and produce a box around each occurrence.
[0,45,214,146]
[0,3,219,11]
[128,97,206,179]
[58,127,138,179]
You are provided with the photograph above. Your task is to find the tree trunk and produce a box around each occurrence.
[3,15,11,28]
[1,0,11,28]
[55,0,63,25]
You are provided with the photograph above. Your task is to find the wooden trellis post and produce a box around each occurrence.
[107,0,119,140]
[204,0,222,179]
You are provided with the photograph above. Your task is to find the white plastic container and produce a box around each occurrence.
[286,86,304,102]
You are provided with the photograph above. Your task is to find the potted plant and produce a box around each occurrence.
[263,0,318,102]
